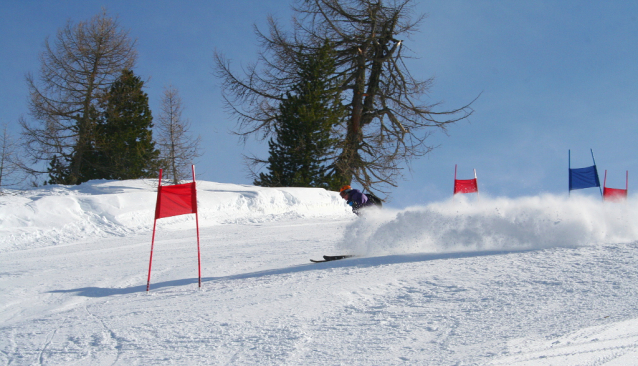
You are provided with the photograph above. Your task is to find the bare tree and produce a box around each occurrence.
[215,0,476,195]
[20,10,137,185]
[156,85,202,185]
[0,123,25,192]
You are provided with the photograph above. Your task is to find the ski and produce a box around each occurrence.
[310,255,354,263]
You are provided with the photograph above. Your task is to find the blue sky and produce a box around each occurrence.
[2,1,637,207]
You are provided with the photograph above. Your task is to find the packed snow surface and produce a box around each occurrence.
[2,180,638,365]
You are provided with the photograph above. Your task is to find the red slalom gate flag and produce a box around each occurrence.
[453,165,480,198]
[147,166,201,291]
[602,170,628,202]
[454,178,478,194]
[603,187,628,201]
[155,182,197,219]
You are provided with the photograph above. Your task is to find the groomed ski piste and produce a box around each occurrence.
[2,179,638,365]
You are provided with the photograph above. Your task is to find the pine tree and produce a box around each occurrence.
[254,42,346,189]
[87,69,160,180]
[46,155,72,185]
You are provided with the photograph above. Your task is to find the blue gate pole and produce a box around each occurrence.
[590,149,603,198]
[568,149,571,196]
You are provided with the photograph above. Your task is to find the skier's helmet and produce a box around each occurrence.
[339,185,352,198]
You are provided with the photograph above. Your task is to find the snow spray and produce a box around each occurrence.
[336,194,638,256]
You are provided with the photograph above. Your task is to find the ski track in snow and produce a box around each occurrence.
[2,180,638,365]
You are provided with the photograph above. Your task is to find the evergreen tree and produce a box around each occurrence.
[254,42,346,189]
[46,155,71,185]
[87,69,160,180]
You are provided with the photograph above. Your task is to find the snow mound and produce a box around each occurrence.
[339,194,638,256]
[0,179,352,252]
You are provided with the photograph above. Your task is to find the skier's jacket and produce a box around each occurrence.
[346,189,379,214]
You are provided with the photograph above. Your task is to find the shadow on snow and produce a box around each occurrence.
[49,249,527,298]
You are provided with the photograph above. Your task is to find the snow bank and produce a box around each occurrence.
[0,180,352,252]
[6,179,637,257]
[338,193,638,256]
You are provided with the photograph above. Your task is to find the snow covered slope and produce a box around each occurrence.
[2,180,638,365]
[0,180,352,252]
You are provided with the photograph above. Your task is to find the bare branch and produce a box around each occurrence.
[155,85,202,184]
[21,10,137,185]
[214,0,477,196]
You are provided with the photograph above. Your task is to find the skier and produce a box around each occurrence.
[339,185,380,214]
[309,185,381,263]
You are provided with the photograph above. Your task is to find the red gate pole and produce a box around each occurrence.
[474,168,480,201]
[146,170,163,292]
[193,165,202,288]
[453,164,457,195]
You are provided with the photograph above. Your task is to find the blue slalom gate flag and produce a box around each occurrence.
[569,165,600,191]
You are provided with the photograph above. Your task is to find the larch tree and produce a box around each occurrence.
[20,10,137,185]
[155,85,202,185]
[0,123,23,192]
[215,0,475,195]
